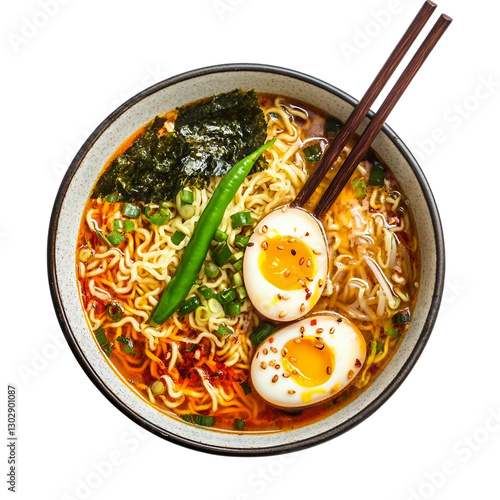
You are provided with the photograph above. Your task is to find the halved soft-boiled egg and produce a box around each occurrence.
[250,313,367,409]
[243,207,328,322]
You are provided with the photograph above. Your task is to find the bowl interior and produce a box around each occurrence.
[49,65,444,455]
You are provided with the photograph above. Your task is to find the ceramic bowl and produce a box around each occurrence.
[48,63,445,456]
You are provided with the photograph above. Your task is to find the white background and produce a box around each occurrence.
[2,0,499,499]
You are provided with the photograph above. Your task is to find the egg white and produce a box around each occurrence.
[250,313,367,409]
[243,207,328,322]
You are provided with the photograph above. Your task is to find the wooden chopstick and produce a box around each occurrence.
[294,0,437,207]
[313,13,452,219]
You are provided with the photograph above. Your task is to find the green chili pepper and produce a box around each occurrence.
[147,139,276,326]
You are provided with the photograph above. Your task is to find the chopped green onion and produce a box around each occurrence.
[180,188,194,205]
[233,272,243,287]
[144,206,154,219]
[224,302,241,316]
[217,323,233,338]
[205,261,220,279]
[107,230,125,246]
[211,242,223,256]
[182,414,193,423]
[213,229,228,242]
[104,194,119,203]
[303,144,322,162]
[207,298,224,317]
[123,220,135,232]
[177,295,201,317]
[229,251,244,264]
[393,308,411,324]
[368,161,385,187]
[193,414,215,427]
[175,190,196,219]
[236,286,247,300]
[234,418,245,431]
[149,207,171,226]
[150,380,165,395]
[375,340,384,354]
[218,288,236,304]
[78,247,94,262]
[92,225,111,248]
[106,303,123,322]
[240,381,252,395]
[95,326,107,346]
[326,116,343,137]
[113,219,124,231]
[122,203,141,218]
[233,258,244,272]
[104,344,112,356]
[197,285,214,299]
[231,211,253,228]
[234,235,250,250]
[249,322,277,346]
[213,242,232,266]
[185,342,197,352]
[386,326,399,338]
[195,306,210,323]
[116,336,135,356]
[352,178,367,199]
[171,231,186,245]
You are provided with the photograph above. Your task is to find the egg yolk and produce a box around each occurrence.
[258,236,317,291]
[282,336,334,388]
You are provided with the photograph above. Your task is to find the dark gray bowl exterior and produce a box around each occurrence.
[47,63,445,456]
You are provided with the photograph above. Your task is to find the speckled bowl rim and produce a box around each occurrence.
[47,63,445,456]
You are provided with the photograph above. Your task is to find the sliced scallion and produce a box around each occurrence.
[233,259,243,272]
[213,242,232,266]
[95,326,107,346]
[207,298,224,318]
[231,211,253,228]
[233,271,243,287]
[217,323,233,338]
[197,285,214,299]
[104,194,119,203]
[122,203,141,219]
[236,286,247,300]
[213,229,228,242]
[195,306,210,323]
[229,251,244,264]
[234,235,250,250]
[352,178,367,199]
[106,303,123,322]
[107,230,125,246]
[180,188,194,205]
[205,261,220,279]
[224,302,241,316]
[393,308,411,324]
[234,418,245,431]
[218,288,236,304]
[149,207,171,226]
[116,336,136,356]
[150,380,165,395]
[177,295,201,317]
[193,414,215,427]
[249,322,277,346]
[386,326,399,338]
[171,231,186,245]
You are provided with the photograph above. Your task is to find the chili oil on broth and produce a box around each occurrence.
[76,93,420,433]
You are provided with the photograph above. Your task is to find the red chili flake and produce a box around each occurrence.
[269,337,274,344]
[355,358,361,367]
[305,232,310,236]
[368,364,379,375]
[305,288,312,300]
[310,319,317,326]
